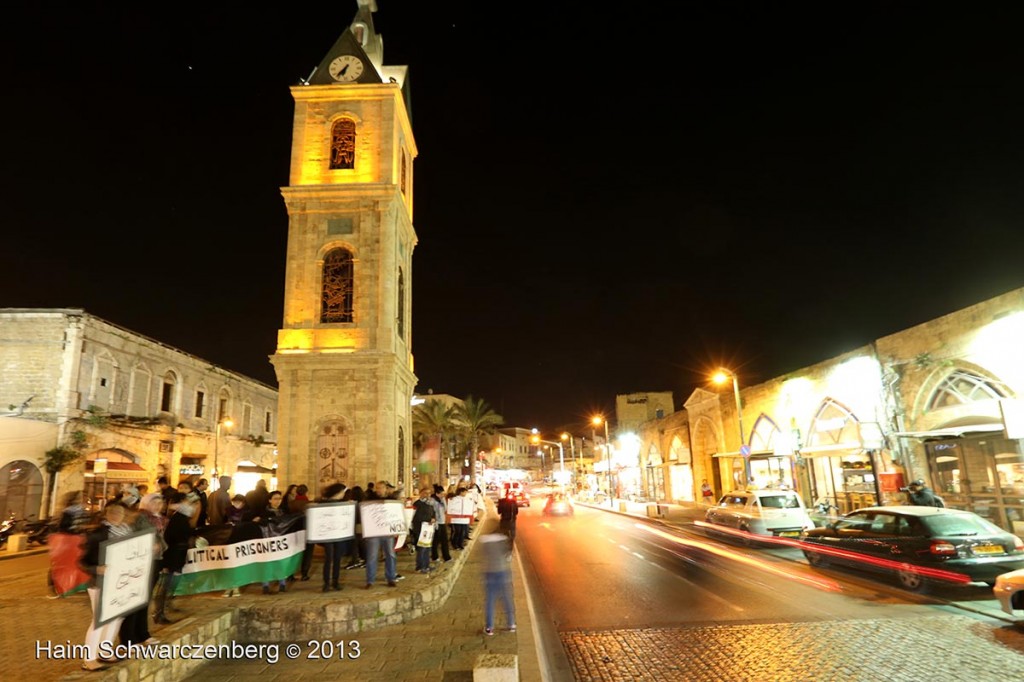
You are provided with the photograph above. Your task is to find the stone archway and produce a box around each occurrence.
[0,460,44,520]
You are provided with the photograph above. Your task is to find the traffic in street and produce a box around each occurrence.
[511,485,1024,681]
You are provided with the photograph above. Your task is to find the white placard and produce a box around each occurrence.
[417,524,436,547]
[359,500,408,538]
[305,502,356,543]
[96,529,157,627]
[447,496,476,525]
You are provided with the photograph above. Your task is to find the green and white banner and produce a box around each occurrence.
[174,530,305,595]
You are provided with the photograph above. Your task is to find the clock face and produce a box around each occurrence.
[329,55,364,83]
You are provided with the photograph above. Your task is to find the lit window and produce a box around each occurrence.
[321,248,354,323]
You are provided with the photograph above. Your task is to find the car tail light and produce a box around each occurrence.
[929,541,957,557]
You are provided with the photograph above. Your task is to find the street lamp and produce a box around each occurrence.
[592,416,612,506]
[712,369,749,485]
[561,432,576,482]
[214,417,234,484]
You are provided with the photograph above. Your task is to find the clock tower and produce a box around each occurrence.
[271,0,417,495]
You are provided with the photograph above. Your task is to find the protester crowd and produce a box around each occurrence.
[58,475,487,672]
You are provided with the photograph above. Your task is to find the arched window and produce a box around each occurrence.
[0,460,43,520]
[160,370,177,413]
[329,119,356,170]
[749,415,780,452]
[321,248,355,323]
[397,267,405,339]
[928,370,1007,410]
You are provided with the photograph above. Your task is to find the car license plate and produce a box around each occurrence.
[973,544,1004,555]
[778,531,800,537]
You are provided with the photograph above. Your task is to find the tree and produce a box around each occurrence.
[411,399,458,487]
[42,445,83,517]
[453,396,504,487]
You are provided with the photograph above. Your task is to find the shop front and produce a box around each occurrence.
[900,425,1024,534]
[798,402,885,514]
[85,449,148,504]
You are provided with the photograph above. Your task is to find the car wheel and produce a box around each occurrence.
[739,523,758,547]
[896,567,929,593]
[804,550,828,567]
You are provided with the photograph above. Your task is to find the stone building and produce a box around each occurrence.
[0,309,277,519]
[660,285,1024,532]
[271,4,417,497]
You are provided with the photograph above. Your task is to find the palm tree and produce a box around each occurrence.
[411,399,457,487]
[453,396,504,486]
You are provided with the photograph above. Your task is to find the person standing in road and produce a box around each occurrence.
[479,531,515,636]
[497,490,519,542]
[701,479,714,504]
[207,475,232,526]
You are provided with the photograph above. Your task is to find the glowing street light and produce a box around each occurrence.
[561,432,576,478]
[712,368,749,485]
[592,415,612,506]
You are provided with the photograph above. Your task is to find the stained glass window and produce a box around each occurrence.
[329,119,356,170]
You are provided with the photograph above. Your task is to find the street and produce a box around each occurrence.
[514,489,1024,681]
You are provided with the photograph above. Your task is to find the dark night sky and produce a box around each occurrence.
[3,2,1024,434]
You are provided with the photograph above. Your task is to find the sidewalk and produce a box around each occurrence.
[4,501,537,682]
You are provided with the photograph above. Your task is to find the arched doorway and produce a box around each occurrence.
[0,460,44,520]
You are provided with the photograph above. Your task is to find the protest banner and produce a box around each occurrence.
[305,501,356,542]
[49,532,91,597]
[417,523,436,547]
[174,514,305,595]
[96,528,157,627]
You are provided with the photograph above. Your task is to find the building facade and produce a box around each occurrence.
[0,309,277,518]
[270,5,418,497]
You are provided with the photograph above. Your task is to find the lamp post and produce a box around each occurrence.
[214,417,234,484]
[531,431,565,482]
[561,432,575,484]
[592,416,612,507]
[713,369,749,485]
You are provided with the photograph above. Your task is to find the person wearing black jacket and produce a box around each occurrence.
[906,479,945,508]
[79,502,132,671]
[153,492,194,624]
[411,487,436,573]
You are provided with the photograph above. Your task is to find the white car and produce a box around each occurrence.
[705,489,816,543]
[994,568,1024,621]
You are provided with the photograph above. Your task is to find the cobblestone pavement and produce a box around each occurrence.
[561,614,1024,681]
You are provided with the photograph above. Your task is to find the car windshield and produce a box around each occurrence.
[759,495,800,509]
[923,513,1004,537]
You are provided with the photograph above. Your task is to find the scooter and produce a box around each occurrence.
[0,512,22,547]
[23,516,56,545]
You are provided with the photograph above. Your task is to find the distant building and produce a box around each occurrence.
[0,309,277,518]
[616,391,675,434]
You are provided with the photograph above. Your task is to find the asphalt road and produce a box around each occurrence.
[513,491,1024,681]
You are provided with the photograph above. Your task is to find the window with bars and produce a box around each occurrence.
[928,370,1006,410]
[329,119,356,170]
[321,248,355,323]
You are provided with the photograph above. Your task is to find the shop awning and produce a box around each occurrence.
[713,450,781,459]
[894,424,1004,439]
[797,443,864,457]
[235,464,275,474]
[85,461,148,480]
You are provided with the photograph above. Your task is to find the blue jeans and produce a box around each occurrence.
[484,571,515,630]
[416,545,431,571]
[364,535,397,585]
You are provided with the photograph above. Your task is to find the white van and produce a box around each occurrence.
[705,489,815,540]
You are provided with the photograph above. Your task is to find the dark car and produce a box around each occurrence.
[800,505,1024,592]
[543,493,574,516]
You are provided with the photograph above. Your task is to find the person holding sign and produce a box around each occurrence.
[317,483,350,592]
[410,487,436,573]
[78,502,133,671]
[448,487,474,550]
[360,483,401,589]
